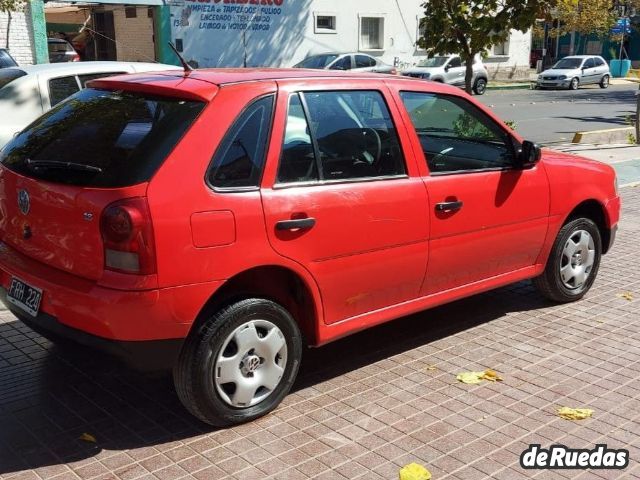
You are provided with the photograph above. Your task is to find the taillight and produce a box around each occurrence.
[72,54,80,62]
[100,197,156,275]
[390,68,398,75]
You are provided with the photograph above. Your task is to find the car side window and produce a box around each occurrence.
[330,56,351,70]
[208,95,274,189]
[594,57,605,67]
[355,55,376,68]
[278,90,406,183]
[584,58,595,69]
[48,76,80,107]
[448,57,462,68]
[78,72,125,88]
[400,91,516,174]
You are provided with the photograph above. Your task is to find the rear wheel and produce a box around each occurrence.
[599,74,610,89]
[473,78,487,95]
[174,298,302,426]
[533,218,602,303]
[569,77,580,90]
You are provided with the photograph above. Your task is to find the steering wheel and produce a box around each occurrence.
[356,127,382,166]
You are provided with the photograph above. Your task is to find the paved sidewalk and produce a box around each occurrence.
[1,188,639,480]
[552,144,640,186]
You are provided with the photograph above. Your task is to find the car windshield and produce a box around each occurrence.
[417,57,449,68]
[1,88,205,187]
[0,69,26,90]
[295,54,339,69]
[48,41,73,53]
[553,58,584,69]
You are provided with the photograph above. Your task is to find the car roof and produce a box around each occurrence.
[89,67,442,102]
[562,55,600,59]
[3,61,181,76]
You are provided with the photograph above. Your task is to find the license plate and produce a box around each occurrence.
[7,277,42,317]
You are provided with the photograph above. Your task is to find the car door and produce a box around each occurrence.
[582,58,596,84]
[393,90,550,295]
[261,81,429,325]
[444,57,465,85]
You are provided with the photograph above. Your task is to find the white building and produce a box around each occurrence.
[170,0,533,79]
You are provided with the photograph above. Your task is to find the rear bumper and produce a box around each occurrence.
[0,287,182,370]
[0,240,222,362]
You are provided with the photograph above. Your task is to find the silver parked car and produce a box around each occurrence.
[536,55,610,90]
[0,61,181,148]
[402,55,489,95]
[294,53,397,74]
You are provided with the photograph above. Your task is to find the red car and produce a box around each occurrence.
[0,69,620,426]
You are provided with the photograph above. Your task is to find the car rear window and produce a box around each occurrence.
[0,88,205,187]
[0,69,26,89]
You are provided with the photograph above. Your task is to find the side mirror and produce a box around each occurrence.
[444,65,450,72]
[518,140,541,168]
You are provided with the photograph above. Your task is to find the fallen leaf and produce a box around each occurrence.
[399,463,432,480]
[619,292,634,301]
[78,433,97,443]
[557,407,594,420]
[457,369,503,384]
[425,365,437,371]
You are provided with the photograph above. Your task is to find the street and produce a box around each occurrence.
[479,84,639,145]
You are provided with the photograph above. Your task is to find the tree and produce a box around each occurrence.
[418,0,554,94]
[0,0,22,49]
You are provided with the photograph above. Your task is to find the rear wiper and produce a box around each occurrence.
[26,159,103,173]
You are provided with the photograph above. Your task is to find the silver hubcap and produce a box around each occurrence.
[560,230,595,290]
[214,320,287,408]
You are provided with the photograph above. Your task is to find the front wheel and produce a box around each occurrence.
[533,218,602,303]
[600,74,610,89]
[174,298,302,426]
[569,77,580,90]
[473,78,487,95]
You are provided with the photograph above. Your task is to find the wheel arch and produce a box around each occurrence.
[565,199,612,253]
[189,265,322,346]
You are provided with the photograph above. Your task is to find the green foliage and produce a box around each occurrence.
[504,120,517,130]
[547,0,617,38]
[627,132,636,144]
[452,112,496,140]
[418,0,553,93]
[0,0,22,14]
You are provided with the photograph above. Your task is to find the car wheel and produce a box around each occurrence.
[473,78,487,95]
[174,298,302,426]
[533,218,602,303]
[569,77,580,90]
[599,75,610,89]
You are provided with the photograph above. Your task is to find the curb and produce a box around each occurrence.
[572,127,635,144]
[486,84,531,91]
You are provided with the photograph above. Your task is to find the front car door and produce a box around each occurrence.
[261,81,429,324]
[582,57,596,84]
[444,57,465,85]
[391,88,550,295]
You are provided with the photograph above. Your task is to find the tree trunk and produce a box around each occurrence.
[464,55,474,94]
[5,11,11,50]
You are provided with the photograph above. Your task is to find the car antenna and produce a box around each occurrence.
[168,42,193,75]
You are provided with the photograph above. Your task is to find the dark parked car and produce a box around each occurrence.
[0,49,18,69]
[47,38,80,63]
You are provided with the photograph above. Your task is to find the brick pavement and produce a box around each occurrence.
[0,187,639,480]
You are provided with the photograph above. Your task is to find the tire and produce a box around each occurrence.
[473,77,487,95]
[599,74,610,89]
[174,298,302,426]
[569,77,580,90]
[533,218,602,303]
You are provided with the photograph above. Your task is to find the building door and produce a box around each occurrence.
[93,11,116,60]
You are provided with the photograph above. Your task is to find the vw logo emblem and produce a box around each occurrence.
[17,190,30,215]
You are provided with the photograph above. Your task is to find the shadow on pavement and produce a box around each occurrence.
[0,281,550,475]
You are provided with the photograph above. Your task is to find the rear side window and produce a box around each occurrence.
[0,69,26,90]
[355,55,376,68]
[1,88,205,187]
[594,57,605,67]
[207,95,274,190]
[49,76,80,106]
[584,58,595,68]
[278,90,405,183]
[0,50,18,68]
[78,72,125,88]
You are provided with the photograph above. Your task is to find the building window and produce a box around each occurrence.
[125,7,137,18]
[416,17,426,49]
[314,13,336,33]
[492,40,510,56]
[360,16,384,50]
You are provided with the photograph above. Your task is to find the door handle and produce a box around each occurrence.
[276,218,316,231]
[435,201,463,213]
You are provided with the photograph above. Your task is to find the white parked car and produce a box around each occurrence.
[0,61,181,148]
[294,53,397,74]
[535,55,610,90]
[402,55,489,95]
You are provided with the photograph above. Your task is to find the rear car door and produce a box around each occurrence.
[261,81,429,324]
[394,89,550,294]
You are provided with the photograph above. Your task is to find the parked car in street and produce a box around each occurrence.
[0,61,181,148]
[0,49,18,69]
[535,55,610,90]
[48,38,81,63]
[294,52,397,74]
[0,69,620,426]
[402,55,489,95]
